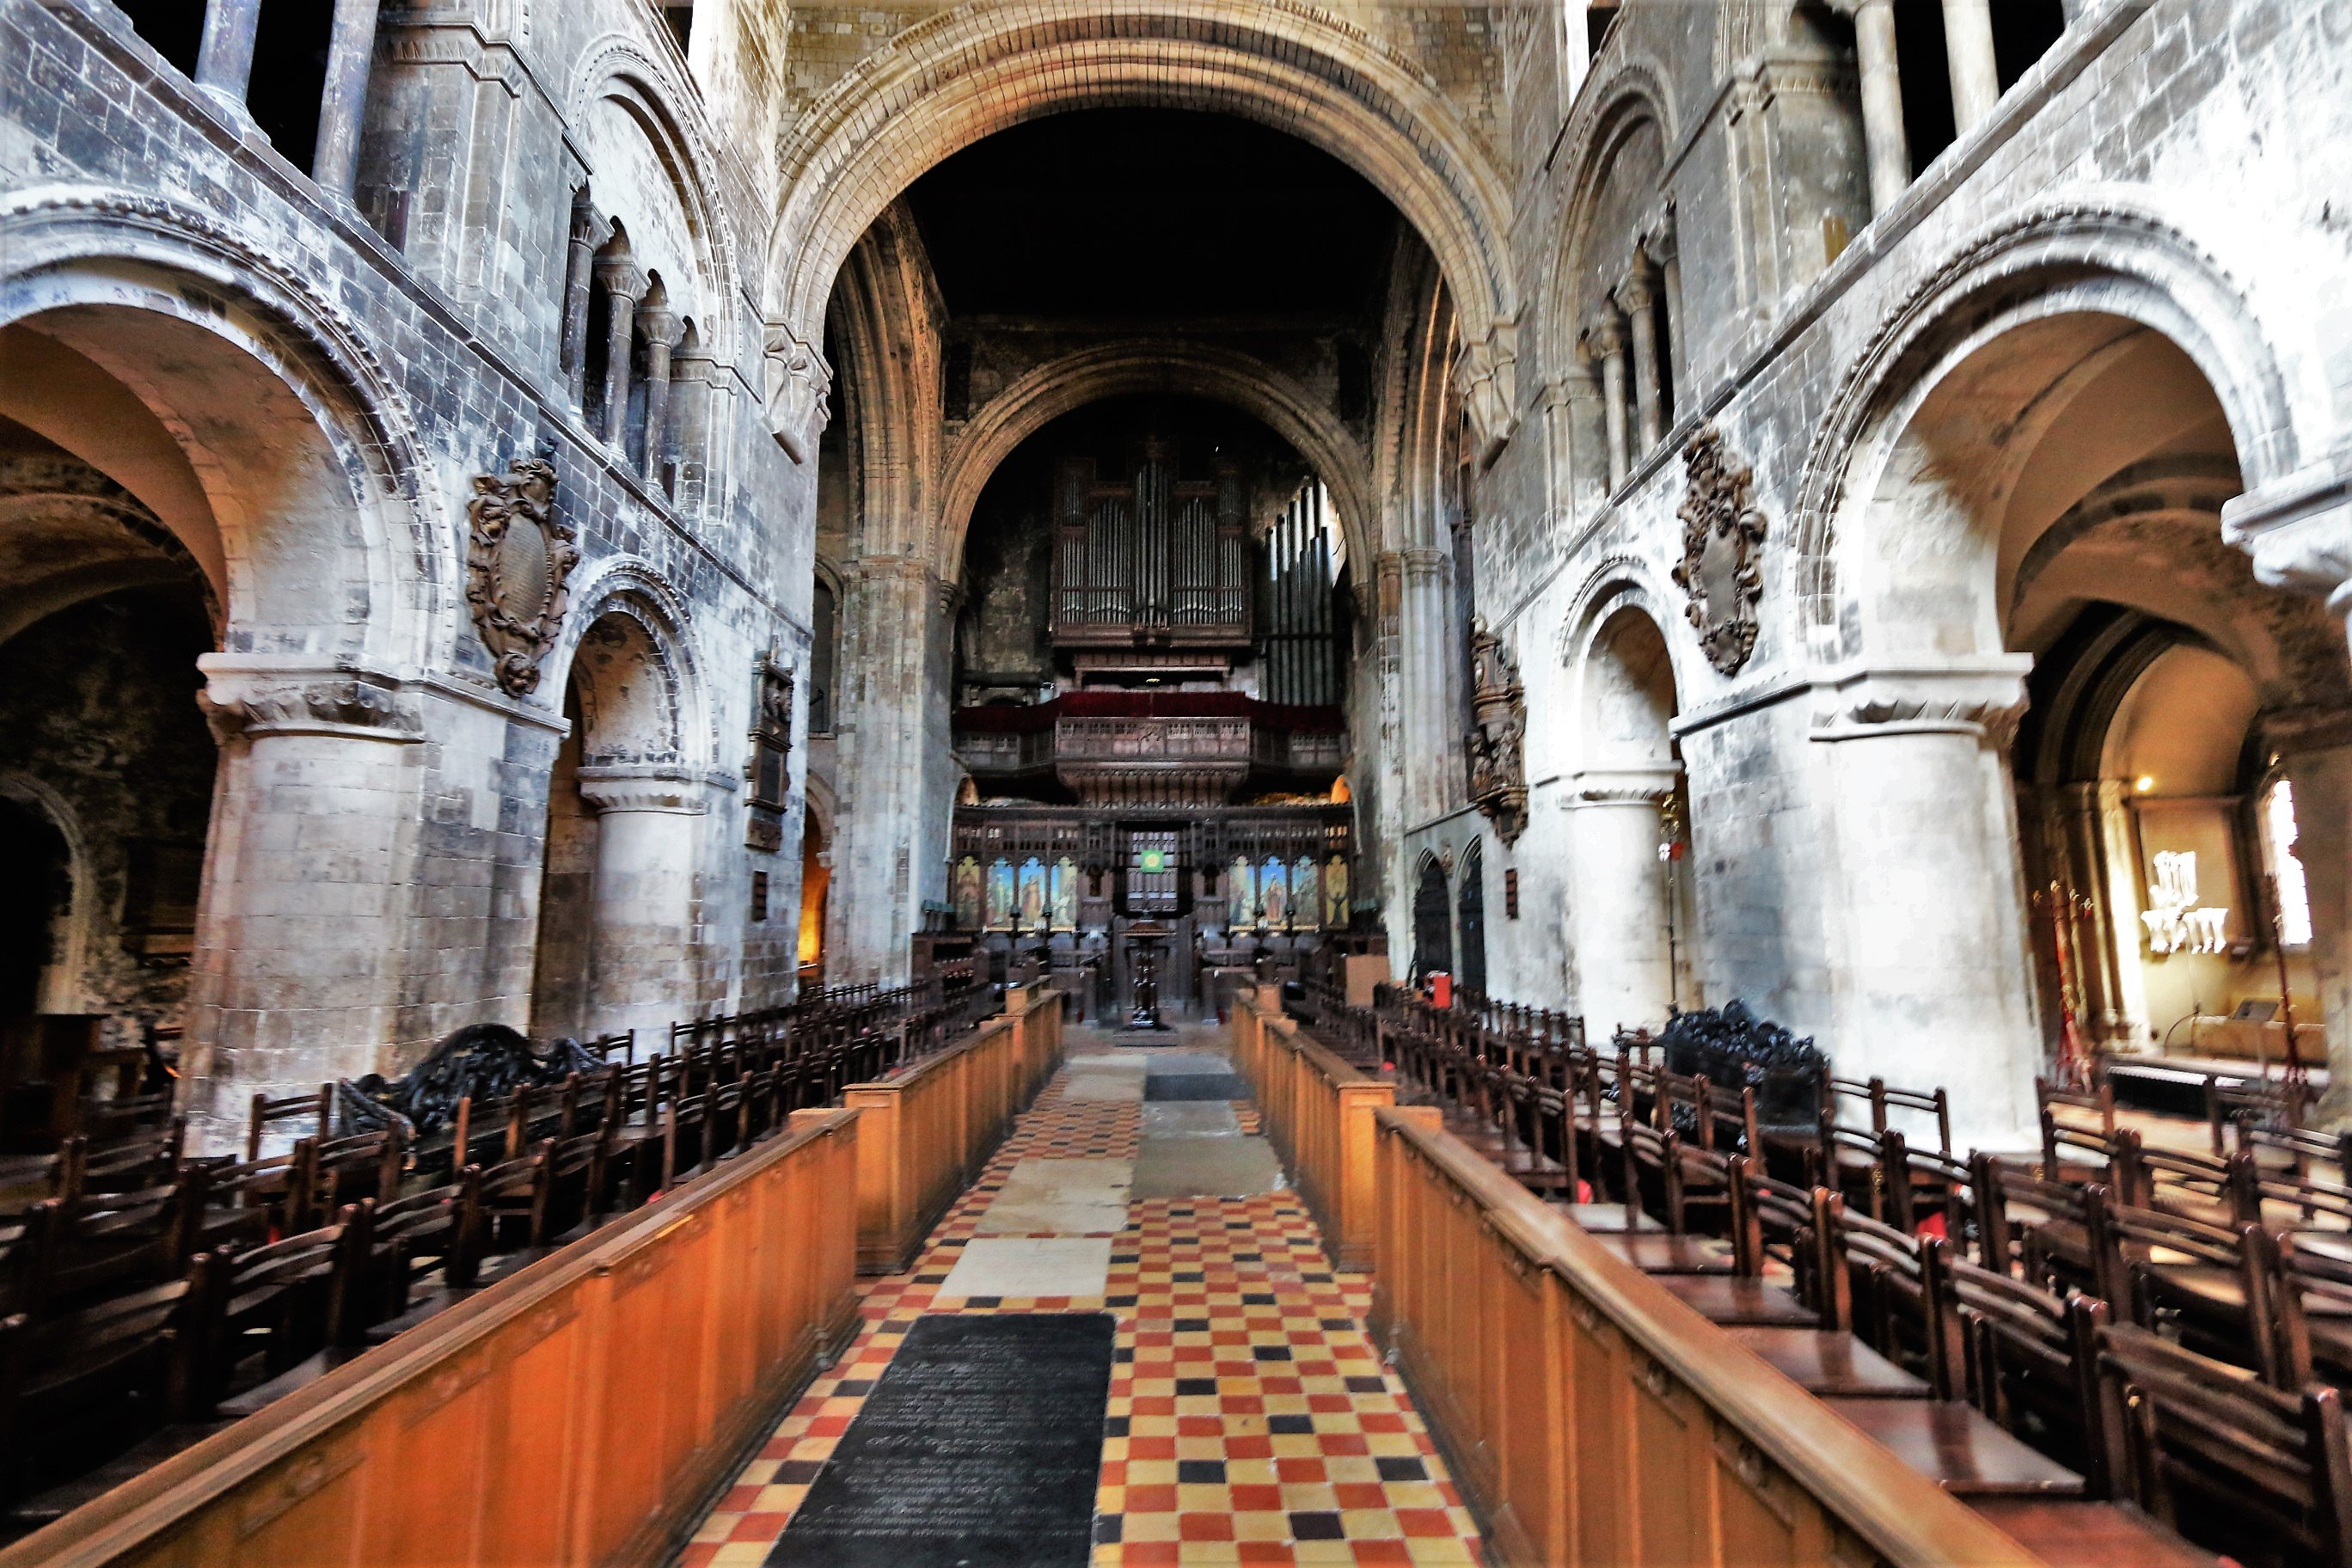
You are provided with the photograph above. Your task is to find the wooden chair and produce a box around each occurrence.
[2092,1321,2352,1567]
[1923,1236,2109,1483]
[0,1279,197,1510]
[181,1215,351,1414]
[1583,1135,1739,1275]
[245,1086,331,1160]
[2087,1191,2297,1387]
[2207,1073,2318,1156]
[1975,1154,2104,1296]
[2037,1076,2120,1179]
[1642,1160,1824,1330]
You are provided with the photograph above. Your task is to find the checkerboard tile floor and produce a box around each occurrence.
[677,1032,1483,1567]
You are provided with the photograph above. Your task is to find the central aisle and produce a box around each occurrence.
[679,1023,1482,1567]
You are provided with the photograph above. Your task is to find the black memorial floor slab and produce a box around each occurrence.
[768,1313,1114,1568]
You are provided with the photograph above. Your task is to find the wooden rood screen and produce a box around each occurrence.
[4,1108,862,1568]
[1372,1109,2039,1567]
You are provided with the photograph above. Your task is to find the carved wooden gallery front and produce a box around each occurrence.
[943,400,1363,1020]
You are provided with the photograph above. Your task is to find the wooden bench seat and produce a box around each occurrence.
[1584,1231,1736,1275]
[1968,1497,2219,1567]
[1651,1273,1816,1326]
[1820,1397,2086,1497]
[1724,1326,1930,1399]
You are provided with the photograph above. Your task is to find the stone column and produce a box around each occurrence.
[831,558,950,985]
[2222,455,2352,1121]
[1835,0,1913,216]
[1587,312,1632,493]
[187,662,426,1151]
[561,198,609,414]
[1568,766,1681,1034]
[576,764,706,1043]
[1397,548,1455,826]
[310,0,382,198]
[1618,272,1664,455]
[634,303,683,487]
[667,346,714,510]
[1941,0,2002,134]
[1812,661,2041,1148]
[195,0,264,108]
[593,256,647,448]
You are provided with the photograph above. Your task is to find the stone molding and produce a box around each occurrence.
[1807,657,2034,746]
[1566,765,1680,808]
[2261,703,2352,757]
[576,763,709,815]
[764,323,832,464]
[2221,448,2352,612]
[198,664,424,744]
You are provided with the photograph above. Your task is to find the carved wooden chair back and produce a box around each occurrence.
[245,1085,332,1161]
[1921,1235,2110,1488]
[2093,1320,2352,1567]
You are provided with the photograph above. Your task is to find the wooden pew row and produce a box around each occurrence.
[0,1107,862,1568]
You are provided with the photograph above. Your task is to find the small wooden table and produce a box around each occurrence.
[1968,1497,2220,1567]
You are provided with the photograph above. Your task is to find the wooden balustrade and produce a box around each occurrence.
[844,981,1065,1273]
[1369,1107,2043,1567]
[0,1106,862,1568]
[1230,992,1393,1271]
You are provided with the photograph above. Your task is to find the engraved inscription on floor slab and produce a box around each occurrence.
[769,1314,1112,1568]
[934,1236,1116,1299]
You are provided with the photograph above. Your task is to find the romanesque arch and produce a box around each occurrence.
[936,343,1374,584]
[766,2,1517,448]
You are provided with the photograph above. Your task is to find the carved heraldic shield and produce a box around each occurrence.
[1672,424,1767,676]
[466,458,579,696]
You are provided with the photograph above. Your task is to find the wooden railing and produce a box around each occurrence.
[1230,993,1393,1271]
[1370,1108,2043,1567]
[844,980,1065,1272]
[3,1107,861,1568]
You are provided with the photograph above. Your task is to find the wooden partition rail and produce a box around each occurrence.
[3,1107,862,1568]
[1370,1108,2049,1568]
[1230,994,1393,1271]
[845,980,1064,1273]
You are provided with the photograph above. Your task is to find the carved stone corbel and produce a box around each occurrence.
[199,669,422,745]
[1454,322,1519,464]
[2220,448,2352,617]
[465,456,578,697]
[1672,424,1769,675]
[764,324,833,464]
[1466,621,1529,843]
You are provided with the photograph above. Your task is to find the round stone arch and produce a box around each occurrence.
[934,342,1375,584]
[0,189,443,671]
[1540,64,1679,377]
[544,560,713,776]
[1559,568,1693,759]
[567,39,742,358]
[1791,196,2302,665]
[0,773,95,1014]
[766,2,1516,402]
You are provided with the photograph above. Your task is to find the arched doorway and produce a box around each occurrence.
[1567,598,1689,1033]
[1456,844,1487,999]
[0,404,221,1075]
[1843,309,2348,1130]
[530,604,705,1044]
[1411,855,1454,986]
[798,805,831,990]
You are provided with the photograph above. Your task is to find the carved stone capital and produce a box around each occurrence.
[1453,322,1518,464]
[577,763,709,815]
[592,255,648,303]
[634,303,683,350]
[2220,449,2352,611]
[198,665,423,744]
[1808,658,2034,746]
[1567,765,1680,808]
[1583,309,1627,359]
[2260,702,2352,758]
[763,324,833,464]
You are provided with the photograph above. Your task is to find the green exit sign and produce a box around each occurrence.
[1138,849,1167,873]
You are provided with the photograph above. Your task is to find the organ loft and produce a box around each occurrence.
[2,3,2350,1567]
[945,402,1360,1025]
